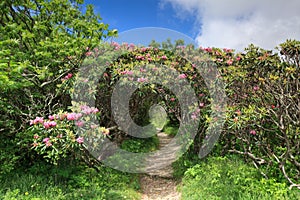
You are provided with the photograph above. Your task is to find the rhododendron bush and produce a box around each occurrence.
[75,40,299,188]
[0,0,116,176]
[1,0,299,189]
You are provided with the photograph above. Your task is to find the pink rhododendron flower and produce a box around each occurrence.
[61,73,73,81]
[43,137,50,143]
[76,137,84,144]
[161,55,167,60]
[236,56,241,61]
[30,117,44,125]
[250,130,256,135]
[253,86,259,91]
[135,55,145,60]
[90,124,98,129]
[191,113,197,120]
[178,74,187,79]
[85,51,92,56]
[141,47,147,52]
[33,135,39,139]
[48,115,55,120]
[57,134,63,138]
[43,122,50,129]
[170,97,176,102]
[235,110,242,116]
[67,113,82,121]
[137,77,147,82]
[75,121,84,127]
[140,68,146,72]
[199,103,205,107]
[227,59,233,65]
[45,141,52,147]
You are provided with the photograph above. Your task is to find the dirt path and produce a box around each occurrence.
[140,175,181,200]
[139,132,181,200]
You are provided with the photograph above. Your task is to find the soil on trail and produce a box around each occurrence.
[140,175,181,200]
[139,132,181,200]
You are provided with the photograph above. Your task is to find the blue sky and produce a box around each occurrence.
[84,0,300,51]
[84,0,198,46]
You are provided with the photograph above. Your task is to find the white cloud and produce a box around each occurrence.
[160,0,300,51]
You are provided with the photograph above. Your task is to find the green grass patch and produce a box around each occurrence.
[181,155,300,200]
[0,160,141,200]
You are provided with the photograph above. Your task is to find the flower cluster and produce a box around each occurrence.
[61,73,73,81]
[29,104,109,164]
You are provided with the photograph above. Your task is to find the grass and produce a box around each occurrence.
[0,160,141,200]
[2,122,300,200]
[180,155,300,200]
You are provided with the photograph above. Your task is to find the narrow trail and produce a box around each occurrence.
[140,132,181,200]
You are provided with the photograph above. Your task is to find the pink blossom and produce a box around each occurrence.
[199,103,205,107]
[140,68,146,72]
[253,86,259,91]
[48,115,55,120]
[33,135,39,139]
[75,121,84,127]
[67,113,82,121]
[178,74,187,79]
[30,117,44,125]
[137,77,147,82]
[227,59,233,65]
[85,51,92,56]
[236,56,241,61]
[170,98,176,102]
[191,113,197,120]
[45,141,52,147]
[135,55,145,60]
[126,70,133,75]
[61,73,73,81]
[81,106,98,115]
[57,134,63,138]
[43,122,50,129]
[90,124,98,129]
[204,47,212,52]
[141,47,147,52]
[76,137,84,144]
[249,130,256,135]
[223,48,233,53]
[161,55,167,60]
[43,137,50,143]
[129,43,135,49]
[235,110,242,116]
[43,121,57,129]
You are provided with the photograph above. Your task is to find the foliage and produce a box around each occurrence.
[0,0,116,173]
[120,136,159,153]
[181,156,300,200]
[0,160,140,200]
